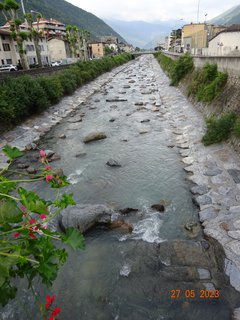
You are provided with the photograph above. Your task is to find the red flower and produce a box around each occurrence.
[44,165,52,171]
[29,218,37,225]
[45,295,56,309]
[46,175,54,182]
[29,233,36,239]
[51,307,61,316]
[13,232,20,238]
[40,150,46,158]
[40,214,47,219]
[19,205,27,213]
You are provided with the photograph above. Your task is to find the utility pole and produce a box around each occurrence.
[20,0,26,15]
[197,0,200,23]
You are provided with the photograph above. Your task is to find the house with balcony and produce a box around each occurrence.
[32,18,66,40]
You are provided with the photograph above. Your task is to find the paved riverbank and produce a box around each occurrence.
[151,55,240,307]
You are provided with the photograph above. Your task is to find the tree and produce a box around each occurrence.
[25,13,43,67]
[0,0,29,70]
[66,24,78,58]
[65,25,90,60]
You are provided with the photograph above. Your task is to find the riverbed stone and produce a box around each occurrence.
[203,168,223,176]
[44,150,55,158]
[106,159,121,167]
[193,195,212,206]
[229,206,240,214]
[197,268,211,280]
[191,185,209,195]
[151,204,165,212]
[199,207,218,222]
[59,134,66,139]
[83,132,107,143]
[17,163,29,169]
[140,119,150,123]
[68,116,82,123]
[27,166,36,174]
[59,204,115,233]
[228,231,240,240]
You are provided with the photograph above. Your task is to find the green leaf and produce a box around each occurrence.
[18,187,50,214]
[61,228,85,250]
[54,193,76,209]
[0,199,23,224]
[49,175,70,189]
[0,264,9,286]
[0,177,17,195]
[2,145,23,160]
[0,282,17,307]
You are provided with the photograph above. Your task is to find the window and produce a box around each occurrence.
[6,59,12,64]
[26,44,35,52]
[15,45,18,52]
[3,43,10,51]
[2,35,5,40]
[1,59,4,64]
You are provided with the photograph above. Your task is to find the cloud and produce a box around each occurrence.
[66,0,240,22]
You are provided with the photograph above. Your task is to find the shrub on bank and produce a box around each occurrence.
[154,52,193,86]
[0,53,133,128]
[202,112,236,146]
[188,63,228,103]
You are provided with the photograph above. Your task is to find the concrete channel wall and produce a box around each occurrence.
[164,52,240,76]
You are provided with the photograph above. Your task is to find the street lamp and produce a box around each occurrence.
[30,10,43,18]
[204,13,208,23]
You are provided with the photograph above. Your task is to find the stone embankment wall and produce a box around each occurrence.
[164,52,240,153]
[165,52,240,76]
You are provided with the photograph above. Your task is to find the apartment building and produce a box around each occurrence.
[33,18,66,39]
[0,23,50,66]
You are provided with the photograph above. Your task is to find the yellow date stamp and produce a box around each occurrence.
[170,289,220,299]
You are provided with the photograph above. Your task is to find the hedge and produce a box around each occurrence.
[0,53,134,127]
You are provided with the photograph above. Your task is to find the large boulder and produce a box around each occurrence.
[59,204,114,233]
[83,132,107,143]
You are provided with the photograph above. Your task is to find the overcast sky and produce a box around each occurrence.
[66,0,240,22]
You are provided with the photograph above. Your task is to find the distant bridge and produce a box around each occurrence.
[132,50,160,56]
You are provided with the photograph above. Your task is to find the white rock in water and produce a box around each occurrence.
[120,264,131,277]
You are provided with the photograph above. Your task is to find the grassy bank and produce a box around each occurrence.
[154,52,240,146]
[0,53,134,129]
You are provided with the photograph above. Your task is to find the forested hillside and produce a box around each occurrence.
[0,0,125,41]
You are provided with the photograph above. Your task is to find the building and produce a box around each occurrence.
[0,22,50,67]
[101,36,119,52]
[33,18,66,39]
[47,38,69,61]
[118,42,134,53]
[88,41,105,58]
[181,23,219,54]
[0,29,17,65]
[206,25,240,56]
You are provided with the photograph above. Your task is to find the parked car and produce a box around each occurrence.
[51,61,62,67]
[0,64,18,72]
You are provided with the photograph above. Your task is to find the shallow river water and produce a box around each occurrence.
[2,55,240,320]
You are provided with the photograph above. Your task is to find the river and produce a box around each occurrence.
[2,55,240,320]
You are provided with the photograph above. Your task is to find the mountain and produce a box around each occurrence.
[210,5,240,25]
[0,0,125,41]
[104,19,186,48]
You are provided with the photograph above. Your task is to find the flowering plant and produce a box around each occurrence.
[0,145,84,316]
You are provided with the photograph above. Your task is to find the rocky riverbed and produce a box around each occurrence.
[1,54,240,319]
